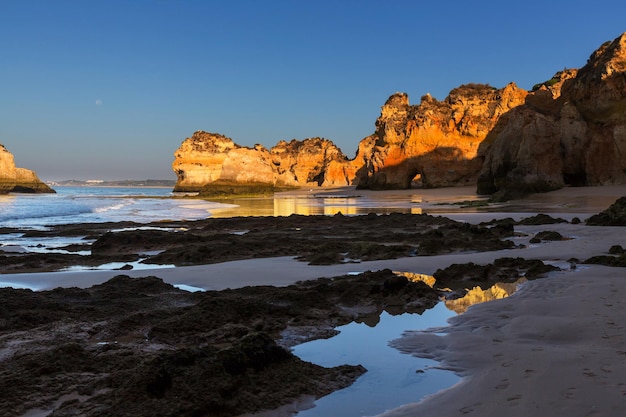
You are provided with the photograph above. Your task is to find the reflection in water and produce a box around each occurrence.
[348,270,527,335]
[291,306,459,417]
[203,184,616,219]
[208,197,276,217]
[394,271,436,287]
[444,278,528,314]
[207,193,430,218]
[393,271,528,314]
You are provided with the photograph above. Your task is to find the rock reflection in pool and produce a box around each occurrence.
[291,303,459,417]
[444,277,528,314]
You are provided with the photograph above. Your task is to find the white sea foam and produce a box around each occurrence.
[0,186,227,228]
[0,186,230,256]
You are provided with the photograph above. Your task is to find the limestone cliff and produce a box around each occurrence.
[356,84,528,189]
[0,145,54,194]
[172,131,352,192]
[172,83,528,193]
[477,32,626,198]
[173,32,626,195]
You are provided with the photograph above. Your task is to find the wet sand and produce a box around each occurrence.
[383,266,626,417]
[378,186,626,417]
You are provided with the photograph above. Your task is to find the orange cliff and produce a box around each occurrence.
[171,132,356,192]
[170,83,528,193]
[172,32,626,197]
[356,84,527,189]
[0,144,54,194]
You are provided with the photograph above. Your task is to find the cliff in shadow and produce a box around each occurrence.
[477,32,626,200]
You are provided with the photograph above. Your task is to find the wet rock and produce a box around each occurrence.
[433,257,560,294]
[0,270,442,416]
[529,230,565,243]
[517,214,568,225]
[583,254,626,267]
[586,196,626,225]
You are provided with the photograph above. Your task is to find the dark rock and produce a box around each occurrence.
[586,197,626,225]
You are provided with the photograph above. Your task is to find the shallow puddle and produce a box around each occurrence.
[290,303,459,417]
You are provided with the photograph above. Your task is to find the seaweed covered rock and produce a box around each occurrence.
[433,257,560,292]
[0,270,443,417]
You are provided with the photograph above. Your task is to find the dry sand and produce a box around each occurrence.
[3,185,626,417]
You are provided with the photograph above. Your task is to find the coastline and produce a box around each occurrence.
[3,184,626,416]
[3,219,626,292]
[5,184,626,292]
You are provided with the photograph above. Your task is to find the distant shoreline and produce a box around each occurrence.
[47,179,177,188]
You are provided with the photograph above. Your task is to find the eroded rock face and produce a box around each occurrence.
[270,138,350,186]
[356,84,528,189]
[172,132,353,191]
[0,144,54,194]
[477,33,626,198]
[172,33,626,195]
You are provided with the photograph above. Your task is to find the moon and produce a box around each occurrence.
[95,99,103,105]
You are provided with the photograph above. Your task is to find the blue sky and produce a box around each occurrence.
[1,0,625,180]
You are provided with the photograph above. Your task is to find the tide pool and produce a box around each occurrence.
[291,303,459,417]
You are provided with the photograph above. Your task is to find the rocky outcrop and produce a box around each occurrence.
[356,84,528,189]
[270,137,351,186]
[477,32,626,199]
[172,131,354,192]
[0,144,54,194]
[171,83,528,192]
[173,33,626,195]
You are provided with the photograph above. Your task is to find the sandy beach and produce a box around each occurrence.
[386,186,626,417]
[383,266,626,417]
[3,185,626,416]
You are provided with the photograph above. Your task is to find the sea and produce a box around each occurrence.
[0,186,232,229]
[0,185,487,258]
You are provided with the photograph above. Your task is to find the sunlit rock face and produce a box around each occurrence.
[478,32,626,199]
[172,33,626,194]
[269,138,350,186]
[0,145,54,194]
[355,84,528,190]
[172,131,354,191]
[171,132,273,191]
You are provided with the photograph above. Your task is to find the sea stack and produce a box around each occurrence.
[0,144,55,194]
[171,32,626,197]
[171,131,355,192]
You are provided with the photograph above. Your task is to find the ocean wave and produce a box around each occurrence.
[0,187,222,228]
[93,200,135,213]
[0,205,93,223]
